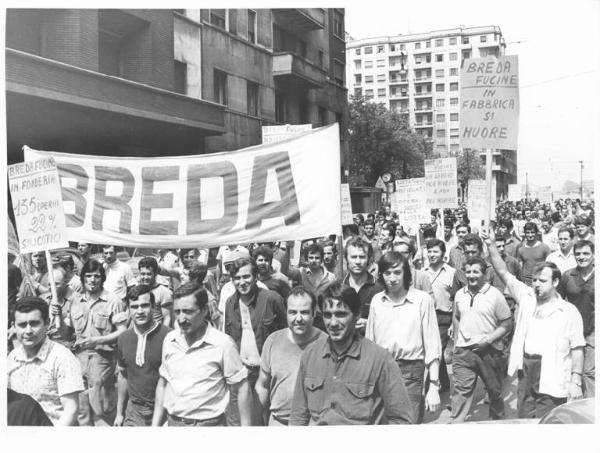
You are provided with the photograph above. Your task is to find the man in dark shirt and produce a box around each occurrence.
[558,239,595,398]
[115,285,171,426]
[289,282,413,425]
[252,245,290,301]
[7,388,53,426]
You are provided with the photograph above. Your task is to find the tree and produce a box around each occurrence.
[457,148,485,189]
[348,96,432,186]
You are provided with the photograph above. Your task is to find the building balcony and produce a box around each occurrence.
[414,91,433,98]
[414,106,433,112]
[414,122,433,128]
[273,52,327,90]
[414,61,432,68]
[389,78,409,85]
[272,8,325,30]
[390,92,409,99]
[414,76,432,83]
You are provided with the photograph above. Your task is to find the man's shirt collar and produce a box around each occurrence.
[14,337,51,363]
[322,333,362,360]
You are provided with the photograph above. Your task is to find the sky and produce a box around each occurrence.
[345,0,600,191]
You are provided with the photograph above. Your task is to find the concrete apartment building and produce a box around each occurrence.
[346,26,517,197]
[6,8,348,172]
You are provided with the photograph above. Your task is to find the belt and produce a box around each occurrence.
[167,413,225,425]
[271,413,289,425]
[523,352,542,360]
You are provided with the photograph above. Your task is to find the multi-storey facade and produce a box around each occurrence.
[346,25,515,196]
[6,8,348,172]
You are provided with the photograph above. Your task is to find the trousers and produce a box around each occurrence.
[396,359,425,424]
[517,355,567,419]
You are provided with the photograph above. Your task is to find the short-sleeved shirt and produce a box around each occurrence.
[558,267,595,336]
[289,333,414,425]
[423,263,456,313]
[40,288,78,346]
[159,325,248,420]
[68,289,128,353]
[260,328,326,419]
[547,249,576,275]
[150,284,174,324]
[117,324,171,408]
[342,273,384,319]
[104,260,136,300]
[518,242,551,286]
[454,283,511,351]
[7,339,84,424]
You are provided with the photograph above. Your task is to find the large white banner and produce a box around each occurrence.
[507,184,522,202]
[262,124,312,144]
[425,158,458,208]
[460,56,520,150]
[24,124,341,248]
[392,178,429,228]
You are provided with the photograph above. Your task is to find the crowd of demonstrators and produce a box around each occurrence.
[6,195,594,426]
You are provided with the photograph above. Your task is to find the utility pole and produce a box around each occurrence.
[579,160,584,200]
[525,172,529,199]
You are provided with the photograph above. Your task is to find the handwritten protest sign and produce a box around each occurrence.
[508,184,522,202]
[425,158,458,208]
[460,56,519,150]
[340,183,353,225]
[8,157,69,254]
[467,180,488,220]
[392,178,429,228]
[262,124,312,144]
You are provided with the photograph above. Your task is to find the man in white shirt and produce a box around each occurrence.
[103,245,136,301]
[483,229,585,419]
[546,227,577,274]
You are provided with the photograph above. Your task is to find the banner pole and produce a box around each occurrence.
[484,148,493,230]
[44,250,60,329]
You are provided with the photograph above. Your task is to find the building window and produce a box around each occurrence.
[450,144,459,152]
[437,144,446,152]
[450,128,459,138]
[377,45,385,53]
[436,54,444,62]
[247,81,259,116]
[480,35,487,43]
[436,83,445,92]
[437,129,446,137]
[318,50,324,68]
[354,88,362,97]
[334,59,344,85]
[450,82,459,91]
[377,59,385,67]
[435,38,443,47]
[355,48,361,55]
[98,29,124,77]
[462,36,469,44]
[436,69,444,78]
[390,44,396,52]
[365,75,373,83]
[377,73,386,82]
[365,89,374,99]
[354,74,362,84]
[365,60,373,69]
[450,52,458,61]
[400,44,405,51]
[426,41,431,48]
[354,60,361,70]
[214,70,227,105]
[436,99,445,107]
[450,113,459,121]
[275,93,285,123]
[228,10,237,34]
[450,68,458,76]
[436,114,445,122]
[377,88,386,97]
[333,11,344,38]
[174,60,187,94]
[462,50,471,59]
[210,9,226,29]
[415,42,421,49]
[364,46,373,54]
[247,10,256,43]
[450,37,457,45]
[450,97,459,105]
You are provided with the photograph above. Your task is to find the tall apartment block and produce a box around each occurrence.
[6,8,348,172]
[346,26,516,197]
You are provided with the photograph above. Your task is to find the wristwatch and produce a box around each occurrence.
[430,379,441,388]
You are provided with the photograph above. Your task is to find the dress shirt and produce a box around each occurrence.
[423,263,456,313]
[546,249,576,275]
[300,266,337,298]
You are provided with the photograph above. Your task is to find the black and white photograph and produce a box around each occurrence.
[2,0,598,450]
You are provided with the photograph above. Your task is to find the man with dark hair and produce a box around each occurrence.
[65,259,128,426]
[450,257,512,423]
[138,256,173,327]
[252,245,291,301]
[290,282,414,425]
[300,243,337,299]
[361,219,377,245]
[373,223,395,263]
[497,219,521,258]
[153,283,252,426]
[322,240,343,281]
[547,227,576,273]
[255,287,326,425]
[77,242,92,265]
[484,230,586,418]
[574,216,594,243]
[224,257,286,425]
[8,297,84,425]
[393,240,434,298]
[114,285,171,426]
[366,252,441,423]
[518,222,551,286]
[448,223,471,270]
[102,244,136,301]
[19,251,50,297]
[558,239,595,398]
[450,234,497,298]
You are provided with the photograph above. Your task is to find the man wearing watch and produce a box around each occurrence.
[483,229,586,419]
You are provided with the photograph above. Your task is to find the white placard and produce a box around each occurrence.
[392,178,430,228]
[340,183,353,225]
[425,158,458,208]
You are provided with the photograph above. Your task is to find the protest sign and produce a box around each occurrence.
[425,158,458,208]
[8,219,20,256]
[340,183,353,225]
[467,180,488,220]
[460,56,519,150]
[262,124,312,144]
[508,184,522,202]
[8,157,69,254]
[392,178,429,228]
[24,124,341,248]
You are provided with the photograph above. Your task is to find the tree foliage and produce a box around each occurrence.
[456,149,485,187]
[347,96,433,186]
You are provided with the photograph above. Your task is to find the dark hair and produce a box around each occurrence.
[138,256,159,274]
[532,262,561,283]
[173,282,209,310]
[252,245,273,263]
[15,297,50,323]
[464,256,488,272]
[102,244,122,252]
[179,248,198,261]
[80,259,106,287]
[574,215,592,227]
[363,219,375,228]
[574,239,594,254]
[456,222,471,233]
[344,236,373,260]
[500,219,513,231]
[381,222,397,238]
[557,227,574,239]
[319,282,361,316]
[394,239,416,258]
[321,240,337,254]
[378,251,412,290]
[304,243,324,260]
[523,222,538,233]
[462,233,483,252]
[228,257,258,278]
[127,284,155,306]
[426,238,446,255]
[287,286,318,311]
[551,211,561,223]
[494,234,507,243]
[343,224,360,236]
[422,227,436,240]
[56,255,75,272]
[188,262,208,284]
